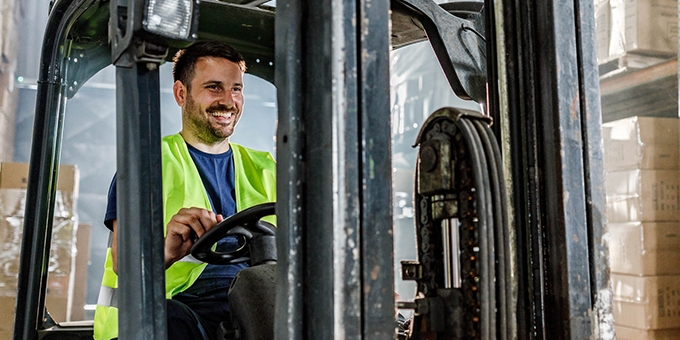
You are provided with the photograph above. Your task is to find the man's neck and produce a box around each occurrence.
[180,131,231,154]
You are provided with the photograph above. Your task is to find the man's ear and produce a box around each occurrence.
[173,80,186,106]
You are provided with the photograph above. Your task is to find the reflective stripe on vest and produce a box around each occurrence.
[96,252,199,309]
[97,286,117,308]
[177,254,204,264]
[93,134,277,340]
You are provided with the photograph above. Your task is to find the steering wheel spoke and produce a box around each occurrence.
[190,203,276,265]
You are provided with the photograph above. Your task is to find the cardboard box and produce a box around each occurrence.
[604,141,679,171]
[609,222,680,275]
[609,0,678,57]
[0,0,22,71]
[595,0,610,63]
[612,274,680,329]
[0,162,79,193]
[0,190,79,291]
[70,224,91,321]
[0,224,88,332]
[616,325,680,339]
[0,273,72,336]
[0,111,15,162]
[0,163,80,329]
[0,296,16,337]
[602,117,679,171]
[606,170,680,222]
[603,116,679,146]
[45,273,70,323]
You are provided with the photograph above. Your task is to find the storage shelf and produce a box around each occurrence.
[599,59,678,123]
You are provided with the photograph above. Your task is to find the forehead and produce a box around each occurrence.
[191,56,244,83]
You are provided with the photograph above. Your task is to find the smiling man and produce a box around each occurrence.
[94,41,277,340]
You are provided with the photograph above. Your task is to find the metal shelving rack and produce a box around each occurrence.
[600,58,678,122]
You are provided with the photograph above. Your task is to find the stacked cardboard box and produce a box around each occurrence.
[0,163,80,338]
[595,0,678,70]
[70,223,91,322]
[0,0,22,163]
[603,117,680,338]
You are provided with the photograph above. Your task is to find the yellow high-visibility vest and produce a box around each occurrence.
[94,133,276,340]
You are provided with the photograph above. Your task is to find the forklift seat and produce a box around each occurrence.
[217,263,276,340]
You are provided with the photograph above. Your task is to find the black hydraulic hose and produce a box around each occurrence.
[479,120,513,337]
[13,0,91,339]
[472,120,506,334]
[457,117,493,340]
[472,119,509,340]
[466,118,497,340]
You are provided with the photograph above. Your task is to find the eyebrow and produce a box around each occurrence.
[200,80,243,88]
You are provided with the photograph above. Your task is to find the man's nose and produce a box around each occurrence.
[219,93,234,108]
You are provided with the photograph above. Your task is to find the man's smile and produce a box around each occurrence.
[211,111,235,120]
[206,104,238,123]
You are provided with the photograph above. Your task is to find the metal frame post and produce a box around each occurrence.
[115,61,167,340]
[275,0,394,338]
[14,0,90,338]
[575,0,613,337]
[358,0,394,336]
[494,0,613,338]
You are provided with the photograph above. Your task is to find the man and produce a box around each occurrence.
[94,41,277,340]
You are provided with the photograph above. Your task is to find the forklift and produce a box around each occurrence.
[13,0,613,339]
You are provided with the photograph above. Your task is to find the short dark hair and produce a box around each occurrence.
[172,41,247,88]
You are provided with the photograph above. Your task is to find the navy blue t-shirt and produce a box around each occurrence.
[104,143,248,294]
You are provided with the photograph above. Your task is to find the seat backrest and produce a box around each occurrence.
[227,264,276,340]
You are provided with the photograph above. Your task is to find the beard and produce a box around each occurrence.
[184,93,240,145]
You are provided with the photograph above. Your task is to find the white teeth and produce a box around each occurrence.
[212,112,232,118]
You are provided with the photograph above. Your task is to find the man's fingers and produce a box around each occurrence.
[166,221,194,241]
[164,208,218,268]
[169,214,206,239]
[164,227,193,266]
[173,207,218,237]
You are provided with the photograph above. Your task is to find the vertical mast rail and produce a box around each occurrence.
[496,0,611,337]
[276,0,393,338]
[115,62,167,340]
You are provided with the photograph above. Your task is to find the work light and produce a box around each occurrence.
[143,0,199,41]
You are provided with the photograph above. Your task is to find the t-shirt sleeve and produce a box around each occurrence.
[104,174,117,231]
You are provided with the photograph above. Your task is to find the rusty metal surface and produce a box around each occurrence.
[496,0,611,338]
[275,0,394,338]
[575,0,614,338]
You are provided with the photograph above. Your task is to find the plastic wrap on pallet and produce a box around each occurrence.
[608,0,678,58]
[612,274,680,330]
[605,169,680,222]
[0,188,77,296]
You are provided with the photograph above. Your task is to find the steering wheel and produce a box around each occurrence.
[191,202,276,265]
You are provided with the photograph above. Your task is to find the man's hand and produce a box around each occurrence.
[164,207,224,268]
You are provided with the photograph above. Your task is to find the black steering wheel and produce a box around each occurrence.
[190,202,276,265]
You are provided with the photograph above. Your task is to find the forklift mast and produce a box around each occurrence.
[13,0,611,339]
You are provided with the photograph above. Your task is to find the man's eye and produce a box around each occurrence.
[233,87,242,92]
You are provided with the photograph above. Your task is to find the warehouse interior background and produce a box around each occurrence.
[0,0,679,338]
